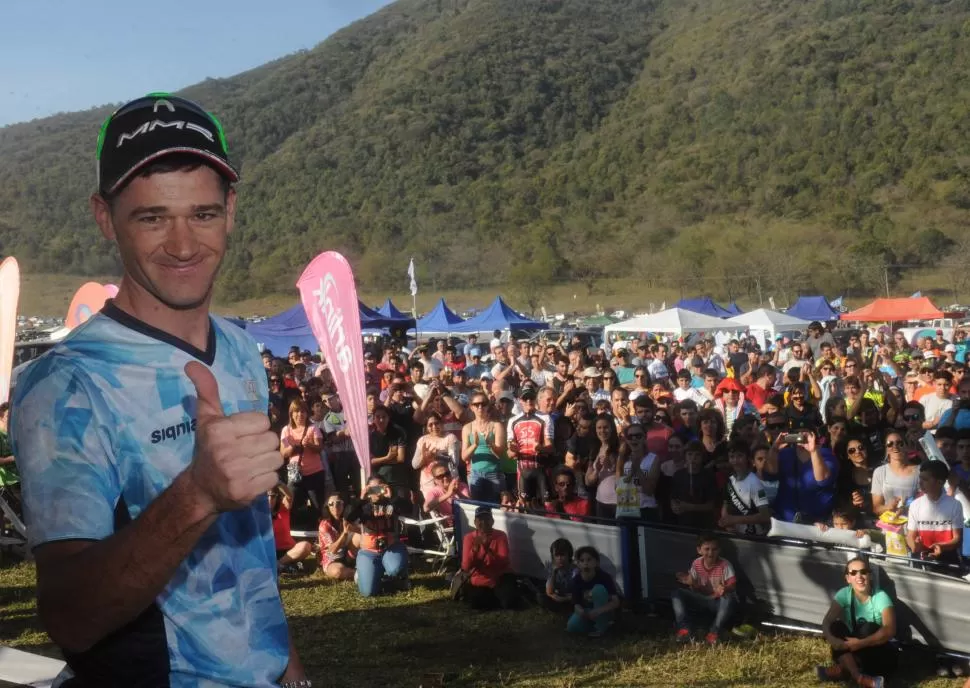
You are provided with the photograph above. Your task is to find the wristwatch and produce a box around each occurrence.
[280,681,312,688]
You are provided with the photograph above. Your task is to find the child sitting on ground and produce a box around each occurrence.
[672,532,739,645]
[542,538,577,612]
[567,546,622,637]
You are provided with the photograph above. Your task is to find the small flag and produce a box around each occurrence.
[407,258,417,297]
[829,296,843,309]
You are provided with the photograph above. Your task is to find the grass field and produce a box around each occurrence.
[17,270,970,323]
[0,557,960,688]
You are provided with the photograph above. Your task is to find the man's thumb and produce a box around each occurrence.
[185,361,225,420]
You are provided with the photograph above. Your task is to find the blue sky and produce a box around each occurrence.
[0,0,396,126]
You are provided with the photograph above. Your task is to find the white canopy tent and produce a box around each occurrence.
[726,308,810,336]
[604,308,731,336]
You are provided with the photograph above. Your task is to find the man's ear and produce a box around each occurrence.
[225,188,237,235]
[90,193,116,241]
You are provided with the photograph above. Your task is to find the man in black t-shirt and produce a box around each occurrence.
[369,406,409,499]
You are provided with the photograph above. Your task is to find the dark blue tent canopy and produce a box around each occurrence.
[674,297,733,318]
[239,302,415,355]
[452,297,548,333]
[724,302,743,316]
[787,296,838,322]
[377,298,409,320]
[417,298,465,332]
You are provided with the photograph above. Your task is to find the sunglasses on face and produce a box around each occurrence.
[846,568,870,577]
[433,472,451,480]
[555,480,572,487]
[328,500,344,507]
[471,402,488,408]
[847,446,866,455]
[627,433,645,440]
[886,440,905,448]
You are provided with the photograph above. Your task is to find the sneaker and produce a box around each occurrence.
[731,623,757,639]
[675,628,691,643]
[704,632,718,646]
[857,675,884,688]
[816,665,844,682]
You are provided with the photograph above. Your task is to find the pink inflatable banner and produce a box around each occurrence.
[0,258,19,404]
[297,252,370,478]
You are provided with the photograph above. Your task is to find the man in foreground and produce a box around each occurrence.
[12,94,307,686]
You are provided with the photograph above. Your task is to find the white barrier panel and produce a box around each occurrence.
[767,518,872,549]
[0,645,64,688]
[456,502,626,593]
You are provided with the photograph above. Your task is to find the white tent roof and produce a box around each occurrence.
[726,308,810,332]
[604,308,729,335]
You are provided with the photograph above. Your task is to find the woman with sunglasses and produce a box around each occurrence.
[836,437,874,520]
[898,401,928,463]
[424,460,469,522]
[817,556,896,687]
[413,412,461,505]
[461,393,506,503]
[584,416,620,518]
[280,398,330,530]
[615,424,662,521]
[318,495,359,581]
[871,431,920,517]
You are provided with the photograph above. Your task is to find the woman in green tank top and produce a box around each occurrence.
[461,392,507,504]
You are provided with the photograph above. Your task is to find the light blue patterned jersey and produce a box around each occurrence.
[11,303,289,687]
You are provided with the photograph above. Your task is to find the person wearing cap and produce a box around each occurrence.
[583,367,609,404]
[508,387,552,506]
[10,94,307,685]
[459,506,518,610]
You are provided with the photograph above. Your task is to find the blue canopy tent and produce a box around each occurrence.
[724,302,743,316]
[376,298,409,320]
[674,297,733,318]
[787,296,839,322]
[417,298,466,333]
[240,302,415,354]
[451,296,548,334]
[242,304,318,355]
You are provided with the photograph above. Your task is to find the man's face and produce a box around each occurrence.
[475,514,493,534]
[704,375,717,391]
[93,166,235,310]
[538,391,554,414]
[677,376,690,389]
[959,382,970,400]
[556,359,568,376]
[411,366,424,382]
[957,439,970,464]
[935,378,949,396]
[791,346,803,360]
[680,407,697,427]
[918,471,943,498]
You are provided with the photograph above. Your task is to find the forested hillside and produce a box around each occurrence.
[2,0,970,305]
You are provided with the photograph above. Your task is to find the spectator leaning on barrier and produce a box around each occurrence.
[769,429,838,524]
[817,556,895,688]
[906,460,963,569]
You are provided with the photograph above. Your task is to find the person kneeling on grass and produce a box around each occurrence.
[356,476,410,597]
[567,546,621,637]
[460,506,520,610]
[542,538,577,612]
[817,556,895,688]
[318,494,360,581]
[672,532,738,645]
[269,484,314,575]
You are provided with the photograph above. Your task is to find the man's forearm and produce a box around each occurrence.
[36,470,218,653]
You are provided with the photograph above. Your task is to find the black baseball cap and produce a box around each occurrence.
[96,92,239,195]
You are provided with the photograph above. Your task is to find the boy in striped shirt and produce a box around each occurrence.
[671,533,739,645]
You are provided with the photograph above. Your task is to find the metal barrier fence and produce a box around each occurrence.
[455,500,970,655]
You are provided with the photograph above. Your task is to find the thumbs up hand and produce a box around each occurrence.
[184,361,283,514]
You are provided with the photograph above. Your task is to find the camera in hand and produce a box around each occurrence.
[782,432,808,445]
[367,485,385,496]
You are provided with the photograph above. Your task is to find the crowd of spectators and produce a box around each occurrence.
[255,320,970,683]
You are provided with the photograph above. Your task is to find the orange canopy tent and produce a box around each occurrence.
[840,297,943,322]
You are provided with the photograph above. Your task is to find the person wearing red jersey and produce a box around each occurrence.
[544,467,592,520]
[508,388,552,505]
[906,460,963,569]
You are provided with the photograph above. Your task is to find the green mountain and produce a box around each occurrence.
[3,0,970,307]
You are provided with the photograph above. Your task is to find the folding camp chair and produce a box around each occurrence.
[0,486,27,558]
[399,511,456,576]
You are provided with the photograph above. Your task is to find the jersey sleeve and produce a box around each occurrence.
[11,358,120,549]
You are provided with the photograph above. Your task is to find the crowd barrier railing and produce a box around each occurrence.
[454,500,970,656]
